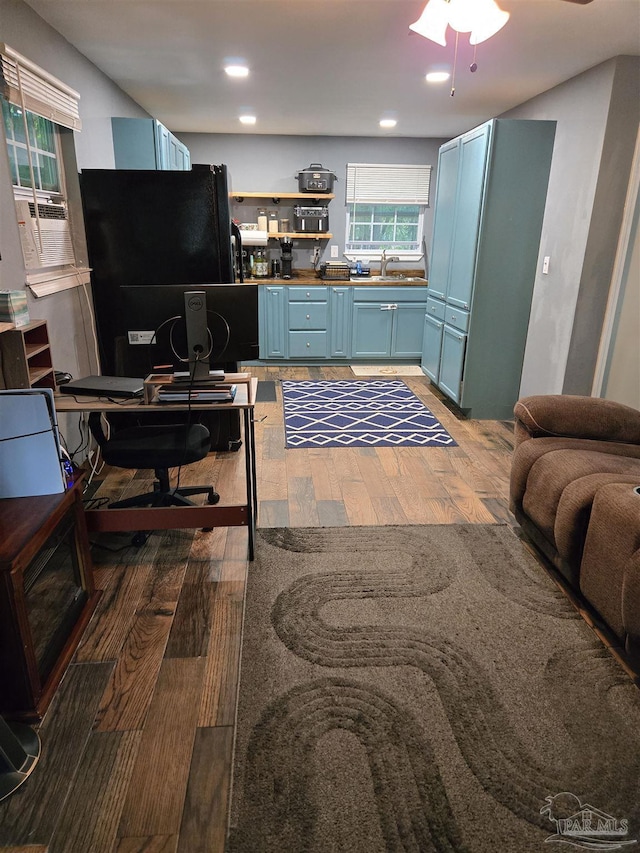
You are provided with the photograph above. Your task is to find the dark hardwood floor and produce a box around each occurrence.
[0,366,517,853]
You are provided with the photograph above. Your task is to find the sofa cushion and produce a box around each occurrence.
[580,483,640,661]
[514,395,640,446]
[510,436,640,511]
[555,472,640,567]
[517,446,640,550]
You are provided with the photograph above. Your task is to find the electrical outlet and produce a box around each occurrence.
[331,244,339,258]
[542,256,550,275]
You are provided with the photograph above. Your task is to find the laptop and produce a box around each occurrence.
[59,375,144,399]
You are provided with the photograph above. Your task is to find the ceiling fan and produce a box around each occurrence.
[410,0,596,95]
[410,0,596,49]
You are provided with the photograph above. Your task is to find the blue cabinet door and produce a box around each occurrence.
[391,303,428,357]
[421,313,444,382]
[428,139,460,301]
[447,124,490,311]
[438,324,467,404]
[352,303,393,357]
[154,121,172,169]
[330,286,351,358]
[112,118,191,171]
[260,286,287,359]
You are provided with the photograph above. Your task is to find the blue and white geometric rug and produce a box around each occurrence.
[282,379,457,448]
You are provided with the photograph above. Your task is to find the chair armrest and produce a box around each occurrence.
[513,395,640,448]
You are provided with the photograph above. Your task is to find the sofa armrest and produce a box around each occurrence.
[513,395,640,449]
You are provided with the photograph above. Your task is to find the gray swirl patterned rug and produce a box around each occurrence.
[228,525,640,853]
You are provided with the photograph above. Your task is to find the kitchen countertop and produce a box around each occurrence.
[243,269,428,286]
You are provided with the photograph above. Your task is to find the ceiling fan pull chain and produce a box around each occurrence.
[451,31,459,97]
[470,43,478,73]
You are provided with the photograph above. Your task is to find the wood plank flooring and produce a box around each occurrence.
[0,366,515,853]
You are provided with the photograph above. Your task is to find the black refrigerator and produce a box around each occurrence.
[79,163,245,449]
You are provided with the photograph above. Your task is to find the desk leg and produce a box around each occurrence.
[243,408,257,560]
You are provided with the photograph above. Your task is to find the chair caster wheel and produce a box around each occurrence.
[132,532,149,547]
[207,491,220,505]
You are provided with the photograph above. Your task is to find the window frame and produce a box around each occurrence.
[2,101,65,201]
[345,202,426,260]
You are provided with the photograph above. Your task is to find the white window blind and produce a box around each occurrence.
[0,44,81,130]
[346,163,431,205]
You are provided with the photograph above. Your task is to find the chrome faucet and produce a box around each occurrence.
[379,249,400,277]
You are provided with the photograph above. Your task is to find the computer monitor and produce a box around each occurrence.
[119,283,259,377]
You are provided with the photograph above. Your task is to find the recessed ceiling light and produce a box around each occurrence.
[379,118,397,128]
[239,114,256,125]
[225,64,249,78]
[426,71,451,83]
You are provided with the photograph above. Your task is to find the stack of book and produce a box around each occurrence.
[155,383,237,403]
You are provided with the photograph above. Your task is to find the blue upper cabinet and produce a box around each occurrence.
[111,118,191,170]
[423,118,556,419]
[427,139,460,301]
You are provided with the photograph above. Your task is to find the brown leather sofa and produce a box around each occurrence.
[509,394,640,666]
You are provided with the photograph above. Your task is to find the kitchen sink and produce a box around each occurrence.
[350,276,427,283]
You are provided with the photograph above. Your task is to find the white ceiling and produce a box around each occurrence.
[24,0,640,139]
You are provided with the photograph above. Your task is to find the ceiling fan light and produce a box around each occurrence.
[470,1,510,44]
[409,0,449,46]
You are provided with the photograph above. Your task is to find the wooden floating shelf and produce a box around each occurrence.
[232,192,335,203]
[270,232,332,240]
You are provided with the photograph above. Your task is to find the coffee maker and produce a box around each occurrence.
[279,237,293,279]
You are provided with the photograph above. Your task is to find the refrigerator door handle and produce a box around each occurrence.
[231,221,243,283]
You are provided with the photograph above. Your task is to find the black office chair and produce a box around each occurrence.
[88,414,219,544]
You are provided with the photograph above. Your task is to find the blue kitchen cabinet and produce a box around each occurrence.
[259,286,286,359]
[329,286,351,358]
[421,312,444,383]
[427,139,460,302]
[258,284,427,362]
[438,325,467,405]
[352,287,428,359]
[111,118,191,170]
[392,303,428,357]
[351,302,394,358]
[288,287,329,358]
[422,118,556,419]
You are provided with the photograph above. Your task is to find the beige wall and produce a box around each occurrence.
[602,189,640,408]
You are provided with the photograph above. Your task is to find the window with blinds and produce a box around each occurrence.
[345,163,431,258]
[1,44,84,282]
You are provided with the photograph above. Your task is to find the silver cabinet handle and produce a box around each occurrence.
[306,342,310,347]
[381,304,398,311]
[306,292,311,297]
[306,314,310,319]
[451,315,457,322]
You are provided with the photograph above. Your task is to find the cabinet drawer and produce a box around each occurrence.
[353,286,428,302]
[426,297,446,321]
[289,302,328,330]
[288,286,328,302]
[288,331,328,358]
[444,306,470,332]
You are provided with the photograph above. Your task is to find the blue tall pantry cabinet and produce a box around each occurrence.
[421,119,556,419]
[111,118,191,170]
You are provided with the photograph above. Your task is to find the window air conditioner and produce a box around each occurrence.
[15,200,75,269]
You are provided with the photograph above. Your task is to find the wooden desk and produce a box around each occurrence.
[54,377,258,559]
